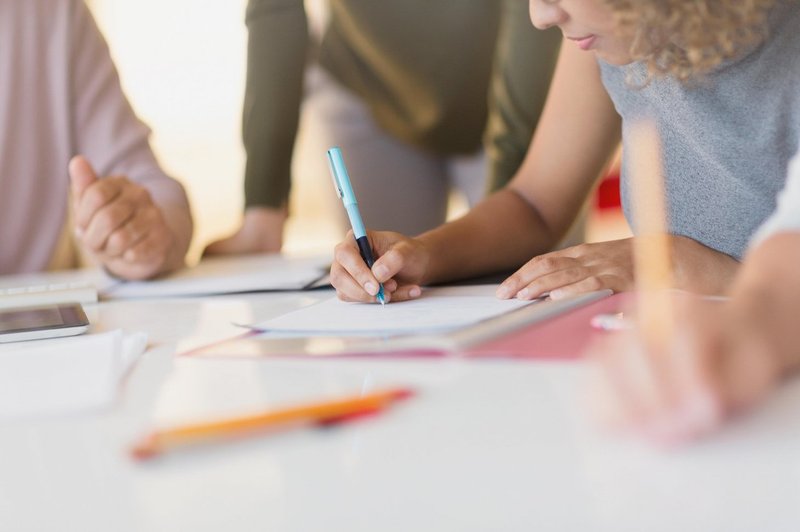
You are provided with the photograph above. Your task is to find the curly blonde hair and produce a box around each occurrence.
[604,0,779,81]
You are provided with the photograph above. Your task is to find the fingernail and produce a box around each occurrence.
[550,289,564,300]
[365,282,378,296]
[74,227,83,239]
[409,287,421,298]
[516,288,530,300]
[496,285,513,299]
[648,415,685,443]
[686,392,720,431]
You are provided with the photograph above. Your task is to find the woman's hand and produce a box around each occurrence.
[496,236,740,301]
[585,295,782,445]
[203,206,287,256]
[330,230,431,303]
[496,239,635,300]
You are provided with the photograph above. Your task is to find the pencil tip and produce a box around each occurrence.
[392,388,415,400]
[130,435,160,461]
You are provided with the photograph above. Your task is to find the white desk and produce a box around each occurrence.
[2,268,800,532]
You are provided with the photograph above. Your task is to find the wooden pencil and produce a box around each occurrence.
[131,387,414,460]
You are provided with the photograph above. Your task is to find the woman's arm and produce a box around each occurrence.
[419,43,622,284]
[205,0,307,255]
[587,231,800,445]
[330,43,621,301]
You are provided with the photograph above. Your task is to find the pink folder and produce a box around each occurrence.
[182,292,625,361]
[465,292,631,361]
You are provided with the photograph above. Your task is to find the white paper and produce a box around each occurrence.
[102,253,329,299]
[249,291,534,335]
[150,359,371,427]
[0,329,147,420]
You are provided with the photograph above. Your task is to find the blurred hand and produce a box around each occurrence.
[330,230,431,303]
[203,206,287,256]
[585,295,781,446]
[69,156,178,280]
[496,236,739,301]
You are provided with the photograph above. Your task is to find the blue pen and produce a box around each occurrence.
[327,147,386,305]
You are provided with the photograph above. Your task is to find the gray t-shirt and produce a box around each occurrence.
[599,0,800,260]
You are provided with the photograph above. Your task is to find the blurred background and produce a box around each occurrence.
[87,0,341,261]
[86,0,629,262]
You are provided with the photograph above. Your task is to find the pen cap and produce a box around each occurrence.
[326,149,343,199]
[326,147,357,205]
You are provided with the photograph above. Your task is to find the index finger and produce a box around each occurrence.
[496,253,575,299]
[332,234,382,298]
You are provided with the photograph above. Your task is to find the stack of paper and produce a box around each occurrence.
[0,330,147,420]
[103,253,329,299]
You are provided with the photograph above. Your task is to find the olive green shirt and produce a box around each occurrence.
[243,0,560,208]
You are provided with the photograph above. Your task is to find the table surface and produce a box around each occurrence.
[1,265,799,532]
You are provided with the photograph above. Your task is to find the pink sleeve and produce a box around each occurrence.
[67,0,193,257]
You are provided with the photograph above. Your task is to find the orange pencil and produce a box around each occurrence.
[628,120,674,348]
[132,387,414,460]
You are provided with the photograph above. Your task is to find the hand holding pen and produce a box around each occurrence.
[327,147,428,303]
[331,228,429,303]
[327,147,386,304]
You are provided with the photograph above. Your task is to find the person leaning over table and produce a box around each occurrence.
[587,142,800,445]
[0,0,193,281]
[205,0,563,254]
[329,0,800,303]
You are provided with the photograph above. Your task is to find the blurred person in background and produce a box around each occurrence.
[205,0,564,254]
[0,0,193,280]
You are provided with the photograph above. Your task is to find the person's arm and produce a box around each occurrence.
[587,232,800,445]
[205,0,307,255]
[484,0,561,191]
[421,43,621,283]
[726,150,800,378]
[68,0,192,280]
[242,0,307,211]
[330,44,621,301]
[729,233,800,376]
[587,153,800,444]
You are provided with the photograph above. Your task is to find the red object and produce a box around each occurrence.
[596,170,621,211]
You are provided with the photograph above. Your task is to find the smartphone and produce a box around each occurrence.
[0,303,90,343]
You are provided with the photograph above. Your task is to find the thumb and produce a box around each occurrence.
[69,155,98,199]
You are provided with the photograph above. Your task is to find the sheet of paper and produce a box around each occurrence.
[0,329,147,420]
[102,253,330,299]
[248,291,534,336]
